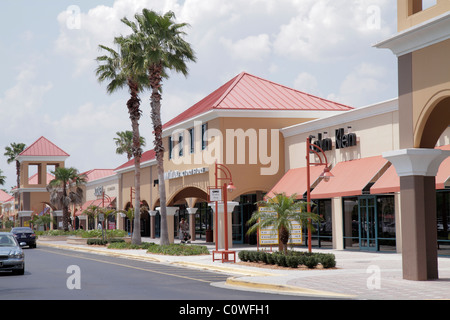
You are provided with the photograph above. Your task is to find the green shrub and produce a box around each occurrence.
[238,251,249,262]
[318,253,336,268]
[286,256,299,268]
[87,238,108,246]
[266,253,276,265]
[304,255,318,268]
[275,254,287,267]
[146,244,209,256]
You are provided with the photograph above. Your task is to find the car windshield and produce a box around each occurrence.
[0,235,17,247]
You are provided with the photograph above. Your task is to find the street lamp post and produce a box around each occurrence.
[212,162,236,263]
[306,136,333,253]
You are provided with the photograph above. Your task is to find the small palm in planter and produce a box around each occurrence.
[247,193,321,254]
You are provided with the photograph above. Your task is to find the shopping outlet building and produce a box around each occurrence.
[2,0,449,281]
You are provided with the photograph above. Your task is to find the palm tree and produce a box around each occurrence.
[96,35,150,245]
[114,130,146,161]
[47,167,87,231]
[247,193,320,254]
[4,142,26,188]
[0,169,6,186]
[121,9,196,245]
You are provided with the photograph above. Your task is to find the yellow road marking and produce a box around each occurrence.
[38,248,213,283]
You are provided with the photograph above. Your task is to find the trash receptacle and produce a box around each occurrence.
[205,229,213,243]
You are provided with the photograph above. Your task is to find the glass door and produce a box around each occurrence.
[358,196,378,251]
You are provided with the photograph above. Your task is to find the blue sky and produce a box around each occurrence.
[0,0,398,190]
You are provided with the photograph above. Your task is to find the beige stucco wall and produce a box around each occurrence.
[117,114,317,210]
[411,39,450,148]
[283,102,400,170]
[398,0,450,32]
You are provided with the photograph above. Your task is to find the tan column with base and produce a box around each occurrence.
[210,201,238,250]
[383,148,450,280]
[149,211,157,239]
[186,208,198,241]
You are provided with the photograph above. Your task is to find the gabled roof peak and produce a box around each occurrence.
[19,136,69,158]
[163,71,352,130]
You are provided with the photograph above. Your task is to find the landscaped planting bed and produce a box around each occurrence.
[238,250,336,269]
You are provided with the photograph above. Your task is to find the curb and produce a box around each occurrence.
[171,261,275,277]
[225,277,357,298]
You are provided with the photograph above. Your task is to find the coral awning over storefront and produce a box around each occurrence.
[77,197,116,216]
[371,145,450,194]
[310,156,390,199]
[266,166,328,200]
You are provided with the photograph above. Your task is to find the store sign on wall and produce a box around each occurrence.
[164,167,209,180]
[310,127,357,152]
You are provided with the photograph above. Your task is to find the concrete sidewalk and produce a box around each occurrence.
[36,237,450,300]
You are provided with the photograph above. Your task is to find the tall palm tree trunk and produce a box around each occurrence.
[127,79,143,245]
[62,184,70,231]
[149,63,169,245]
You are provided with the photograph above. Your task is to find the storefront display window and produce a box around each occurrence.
[311,199,333,248]
[377,196,396,251]
[437,191,450,255]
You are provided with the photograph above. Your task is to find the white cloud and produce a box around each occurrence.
[0,64,53,130]
[273,0,392,62]
[293,72,320,96]
[220,34,271,62]
[328,62,390,107]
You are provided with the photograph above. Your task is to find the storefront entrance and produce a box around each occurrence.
[343,195,396,252]
[358,196,378,251]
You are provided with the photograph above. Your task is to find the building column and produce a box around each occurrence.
[149,211,157,239]
[186,208,198,241]
[331,197,344,250]
[210,201,239,250]
[383,148,450,280]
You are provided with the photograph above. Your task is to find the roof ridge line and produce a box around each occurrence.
[246,73,352,109]
[211,72,247,109]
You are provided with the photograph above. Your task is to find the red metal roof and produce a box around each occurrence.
[163,72,352,129]
[114,149,156,171]
[82,169,116,182]
[0,190,11,202]
[28,172,55,185]
[20,136,69,157]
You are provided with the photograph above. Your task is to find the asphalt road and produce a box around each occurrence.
[0,246,313,302]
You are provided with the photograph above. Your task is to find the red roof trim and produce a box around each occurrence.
[114,149,156,171]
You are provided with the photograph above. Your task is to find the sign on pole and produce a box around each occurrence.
[209,188,222,202]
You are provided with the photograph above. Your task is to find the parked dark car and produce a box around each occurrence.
[0,232,25,275]
[11,227,36,248]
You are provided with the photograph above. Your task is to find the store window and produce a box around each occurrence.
[437,191,450,255]
[311,199,333,248]
[377,196,396,251]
